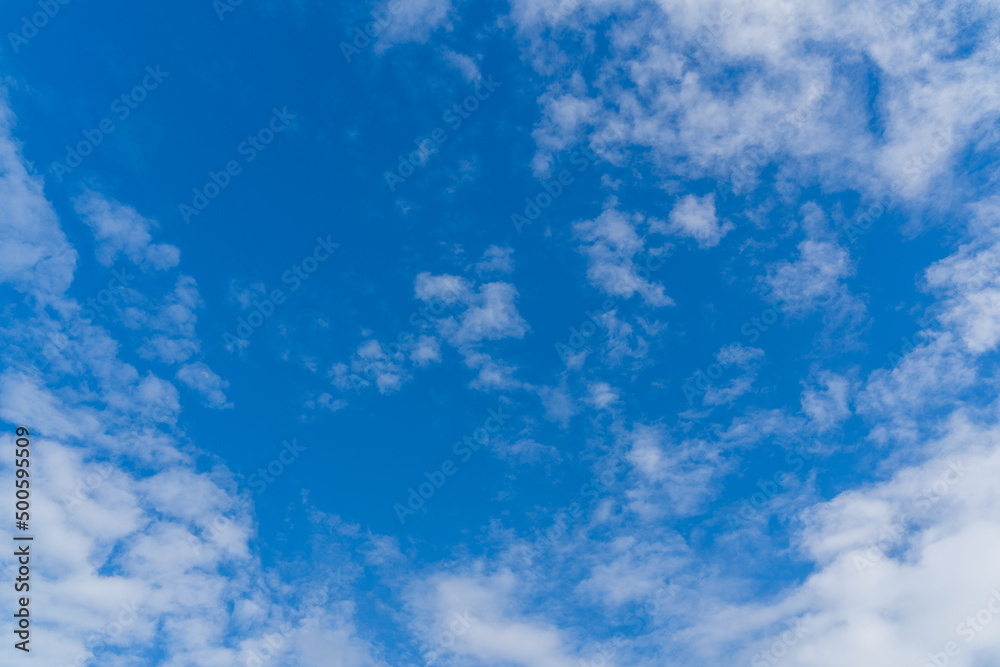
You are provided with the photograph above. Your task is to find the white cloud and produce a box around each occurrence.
[573,204,673,307]
[537,383,577,426]
[130,275,204,365]
[0,91,385,664]
[73,190,180,270]
[409,335,442,366]
[595,308,652,366]
[625,424,732,519]
[176,362,233,409]
[666,192,732,247]
[0,94,77,300]
[414,271,471,305]
[464,350,523,391]
[408,570,581,667]
[858,331,977,445]
[475,244,515,276]
[305,392,348,413]
[228,279,270,310]
[765,239,856,316]
[331,272,527,396]
[702,343,765,406]
[586,381,619,409]
[331,339,410,395]
[416,273,528,348]
[446,281,529,346]
[0,372,380,666]
[925,199,1000,353]
[373,0,454,51]
[576,535,684,610]
[801,370,854,430]
[441,47,481,82]
[510,0,1000,209]
[737,419,1000,667]
[494,437,562,464]
[531,79,601,175]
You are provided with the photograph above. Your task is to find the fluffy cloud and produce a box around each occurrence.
[415,272,528,351]
[625,424,732,519]
[0,94,77,299]
[176,362,233,409]
[73,191,180,270]
[129,275,205,365]
[765,239,860,319]
[510,0,1000,207]
[573,203,673,307]
[666,193,732,247]
[373,0,454,51]
[329,270,529,397]
[475,244,515,276]
[407,569,582,667]
[0,90,389,664]
[330,339,411,395]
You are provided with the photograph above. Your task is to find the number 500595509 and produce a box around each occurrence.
[14,427,30,519]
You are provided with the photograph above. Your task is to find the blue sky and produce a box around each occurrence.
[2,0,1000,665]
